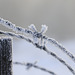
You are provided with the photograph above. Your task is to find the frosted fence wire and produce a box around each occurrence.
[0,17,75,63]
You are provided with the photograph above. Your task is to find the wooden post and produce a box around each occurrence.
[0,37,12,75]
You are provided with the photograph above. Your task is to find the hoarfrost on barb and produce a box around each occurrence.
[41,25,48,34]
[0,17,48,46]
[29,24,48,46]
[29,24,37,32]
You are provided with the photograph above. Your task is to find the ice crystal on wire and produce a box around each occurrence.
[29,24,48,46]
[41,25,48,34]
[28,24,37,32]
[0,17,48,46]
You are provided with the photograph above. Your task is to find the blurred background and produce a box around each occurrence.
[0,0,75,41]
[0,0,75,75]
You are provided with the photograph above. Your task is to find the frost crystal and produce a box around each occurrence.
[28,24,37,32]
[29,24,48,46]
[41,25,48,34]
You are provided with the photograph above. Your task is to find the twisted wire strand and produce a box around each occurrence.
[13,62,56,75]
[0,30,75,75]
[43,36,75,63]
[43,47,75,75]
[0,17,32,35]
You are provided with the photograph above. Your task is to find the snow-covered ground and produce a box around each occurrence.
[13,39,75,75]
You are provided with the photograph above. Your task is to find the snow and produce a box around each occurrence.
[13,39,75,75]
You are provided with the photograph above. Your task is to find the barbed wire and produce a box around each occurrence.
[13,61,56,75]
[0,30,75,75]
[46,37,75,63]
[0,17,75,63]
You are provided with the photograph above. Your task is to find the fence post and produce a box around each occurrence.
[0,37,12,75]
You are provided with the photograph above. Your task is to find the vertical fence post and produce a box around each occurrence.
[0,37,12,75]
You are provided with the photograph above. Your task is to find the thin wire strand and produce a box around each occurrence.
[13,62,56,75]
[0,30,75,75]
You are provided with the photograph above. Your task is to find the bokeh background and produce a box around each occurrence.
[0,0,75,75]
[0,0,75,41]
